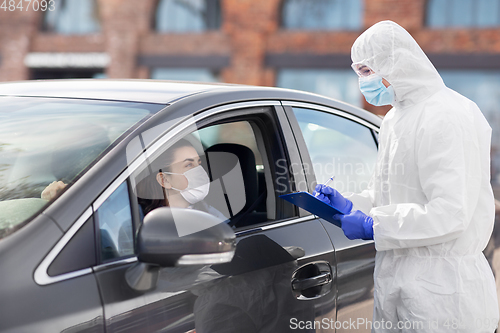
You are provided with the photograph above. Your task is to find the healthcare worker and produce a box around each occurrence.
[315,21,499,332]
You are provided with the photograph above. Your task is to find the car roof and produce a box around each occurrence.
[0,79,381,127]
[0,79,234,104]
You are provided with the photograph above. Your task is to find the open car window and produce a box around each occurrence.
[0,97,163,239]
[130,112,289,231]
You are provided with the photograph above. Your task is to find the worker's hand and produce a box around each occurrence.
[334,210,374,240]
[313,184,353,214]
[41,181,67,201]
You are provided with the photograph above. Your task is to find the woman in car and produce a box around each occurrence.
[136,138,226,221]
[41,137,226,221]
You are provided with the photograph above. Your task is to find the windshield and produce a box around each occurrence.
[0,97,164,239]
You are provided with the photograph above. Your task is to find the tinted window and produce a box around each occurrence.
[281,0,363,30]
[42,0,101,34]
[154,0,222,32]
[292,107,377,193]
[48,215,96,276]
[427,0,500,28]
[96,182,134,262]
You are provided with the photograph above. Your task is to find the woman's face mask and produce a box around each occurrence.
[359,73,395,106]
[162,165,210,204]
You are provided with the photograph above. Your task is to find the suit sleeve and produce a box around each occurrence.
[343,183,376,215]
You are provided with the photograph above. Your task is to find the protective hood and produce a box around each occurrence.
[351,20,445,110]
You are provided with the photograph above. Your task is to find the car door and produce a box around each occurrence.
[282,101,379,333]
[0,211,105,333]
[92,101,338,332]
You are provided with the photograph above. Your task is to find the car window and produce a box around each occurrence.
[292,107,378,193]
[0,97,162,240]
[95,181,134,262]
[130,119,278,229]
[199,121,271,227]
[47,215,96,276]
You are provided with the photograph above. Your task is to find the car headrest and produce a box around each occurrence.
[205,143,258,210]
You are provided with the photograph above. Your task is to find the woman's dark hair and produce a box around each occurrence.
[157,138,194,173]
[136,139,196,216]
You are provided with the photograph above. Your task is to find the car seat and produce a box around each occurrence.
[205,143,267,228]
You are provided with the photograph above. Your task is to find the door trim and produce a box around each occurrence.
[280,101,380,132]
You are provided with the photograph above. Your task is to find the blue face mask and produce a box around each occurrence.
[359,74,395,106]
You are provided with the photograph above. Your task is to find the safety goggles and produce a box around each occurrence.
[351,62,375,77]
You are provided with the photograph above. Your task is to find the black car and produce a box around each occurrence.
[0,79,402,332]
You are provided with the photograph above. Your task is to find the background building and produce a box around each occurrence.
[1,0,500,181]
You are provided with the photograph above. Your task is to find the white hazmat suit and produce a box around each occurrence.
[347,21,499,332]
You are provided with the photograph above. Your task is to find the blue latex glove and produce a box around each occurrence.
[334,210,374,240]
[313,184,353,214]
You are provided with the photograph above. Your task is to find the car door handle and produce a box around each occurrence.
[291,261,333,299]
[292,272,332,291]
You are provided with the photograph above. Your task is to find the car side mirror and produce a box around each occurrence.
[126,207,235,292]
[137,207,236,267]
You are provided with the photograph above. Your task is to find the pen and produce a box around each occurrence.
[315,175,335,197]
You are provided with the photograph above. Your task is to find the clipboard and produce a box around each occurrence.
[279,191,347,228]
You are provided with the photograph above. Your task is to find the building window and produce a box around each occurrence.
[41,0,101,34]
[281,0,363,31]
[25,52,109,79]
[426,0,500,28]
[438,70,500,184]
[151,68,219,82]
[277,69,362,107]
[154,0,222,33]
[30,69,106,80]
